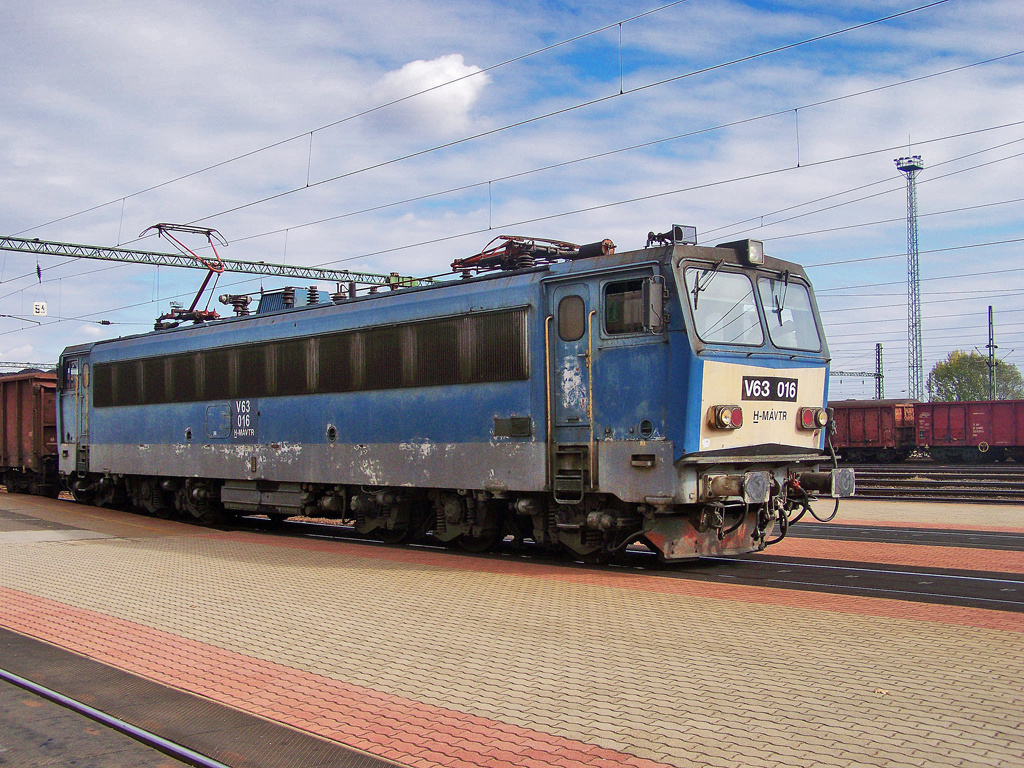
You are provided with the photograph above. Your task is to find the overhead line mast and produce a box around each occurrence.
[895,154,925,400]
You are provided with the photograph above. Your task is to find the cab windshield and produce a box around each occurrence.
[758,276,822,352]
[683,267,763,346]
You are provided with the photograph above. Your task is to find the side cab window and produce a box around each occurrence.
[604,280,645,335]
[62,358,79,392]
[604,277,664,335]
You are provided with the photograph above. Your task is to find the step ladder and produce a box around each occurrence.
[552,445,589,504]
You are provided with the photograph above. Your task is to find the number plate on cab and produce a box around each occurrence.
[742,376,798,402]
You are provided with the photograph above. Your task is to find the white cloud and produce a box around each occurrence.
[0,344,36,361]
[372,54,490,136]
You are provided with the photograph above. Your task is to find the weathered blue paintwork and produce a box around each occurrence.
[56,239,843,560]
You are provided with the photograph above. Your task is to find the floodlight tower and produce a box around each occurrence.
[895,154,925,400]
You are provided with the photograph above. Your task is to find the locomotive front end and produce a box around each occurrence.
[642,239,854,560]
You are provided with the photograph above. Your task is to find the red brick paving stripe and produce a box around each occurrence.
[0,586,673,768]
[205,531,1024,634]
[770,536,1024,574]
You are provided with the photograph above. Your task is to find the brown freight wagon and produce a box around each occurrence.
[916,400,1024,463]
[0,371,60,496]
[828,399,917,462]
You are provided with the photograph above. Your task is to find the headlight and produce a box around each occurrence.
[708,405,743,429]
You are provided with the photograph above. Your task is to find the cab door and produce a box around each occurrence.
[58,355,89,474]
[547,283,594,502]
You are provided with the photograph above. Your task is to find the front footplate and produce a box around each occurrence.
[643,508,767,561]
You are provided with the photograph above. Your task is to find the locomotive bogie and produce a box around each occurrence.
[54,234,850,562]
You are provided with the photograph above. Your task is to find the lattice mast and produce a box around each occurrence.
[987,305,997,400]
[875,343,884,400]
[895,155,924,400]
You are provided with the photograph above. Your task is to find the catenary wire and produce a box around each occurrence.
[811,239,1024,287]
[3,227,1019,340]
[10,117,1021,295]
[11,46,1018,292]
[761,196,1024,242]
[12,0,695,237]
[3,0,997,346]
[5,148,1023,330]
[173,2,958,231]
[315,128,1024,268]
[709,141,1024,245]
[218,52,1024,249]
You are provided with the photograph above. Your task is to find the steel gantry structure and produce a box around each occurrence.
[0,234,432,289]
[831,343,885,400]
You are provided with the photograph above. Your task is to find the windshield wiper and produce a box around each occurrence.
[772,269,790,325]
[691,259,725,308]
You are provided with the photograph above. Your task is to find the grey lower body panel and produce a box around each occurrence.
[88,439,685,503]
[594,440,677,502]
[88,441,548,493]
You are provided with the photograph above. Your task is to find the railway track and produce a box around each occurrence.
[0,667,220,768]
[846,463,1024,503]
[237,516,1024,612]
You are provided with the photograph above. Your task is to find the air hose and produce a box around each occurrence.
[718,505,747,539]
[765,501,789,546]
[808,433,842,523]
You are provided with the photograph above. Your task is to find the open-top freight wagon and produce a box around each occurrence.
[829,398,1024,463]
[0,371,60,496]
[828,400,917,463]
[916,400,1024,463]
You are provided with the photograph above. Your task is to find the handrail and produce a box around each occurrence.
[544,315,553,489]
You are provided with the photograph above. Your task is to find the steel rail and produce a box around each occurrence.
[0,666,232,768]
[701,572,1023,607]
[847,463,1024,503]
[786,522,1024,550]
[796,523,1024,541]
[703,555,1024,585]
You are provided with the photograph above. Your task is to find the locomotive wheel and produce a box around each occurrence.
[6,473,31,494]
[93,482,127,510]
[456,500,507,552]
[578,549,611,565]
[377,525,412,545]
[192,507,228,526]
[457,529,502,553]
[70,485,95,504]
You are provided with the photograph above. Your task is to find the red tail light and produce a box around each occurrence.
[798,407,828,430]
[730,407,743,428]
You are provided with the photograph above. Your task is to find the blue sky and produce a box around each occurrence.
[1,0,1022,400]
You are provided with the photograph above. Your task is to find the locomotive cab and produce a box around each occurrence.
[633,239,854,558]
[540,232,852,560]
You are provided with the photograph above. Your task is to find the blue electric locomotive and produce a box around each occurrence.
[56,226,853,561]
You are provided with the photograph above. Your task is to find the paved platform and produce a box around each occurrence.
[1,493,1022,768]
